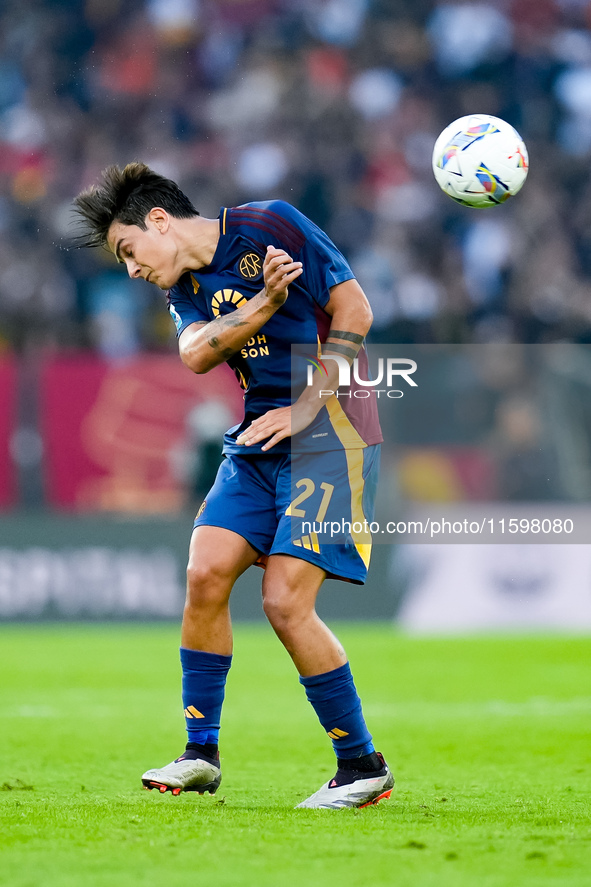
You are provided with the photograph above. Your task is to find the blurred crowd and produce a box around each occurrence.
[3,0,591,357]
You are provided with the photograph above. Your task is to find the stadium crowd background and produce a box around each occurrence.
[4,0,591,513]
[4,0,591,355]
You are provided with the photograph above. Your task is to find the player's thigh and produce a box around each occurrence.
[187,525,259,606]
[261,553,326,621]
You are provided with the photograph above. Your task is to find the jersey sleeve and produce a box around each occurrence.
[167,277,209,337]
[266,201,355,309]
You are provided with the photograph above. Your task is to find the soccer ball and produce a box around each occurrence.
[432,114,529,208]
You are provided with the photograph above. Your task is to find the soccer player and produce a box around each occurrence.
[73,163,393,809]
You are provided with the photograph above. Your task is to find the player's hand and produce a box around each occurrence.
[236,402,315,451]
[263,246,303,307]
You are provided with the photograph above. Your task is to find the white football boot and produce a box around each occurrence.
[296,752,394,809]
[142,749,221,796]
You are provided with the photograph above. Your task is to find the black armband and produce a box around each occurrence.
[327,330,365,345]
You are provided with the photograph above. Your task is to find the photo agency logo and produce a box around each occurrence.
[305,353,418,398]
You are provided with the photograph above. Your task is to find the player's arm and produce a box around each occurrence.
[178,247,302,374]
[236,278,373,451]
[301,277,372,404]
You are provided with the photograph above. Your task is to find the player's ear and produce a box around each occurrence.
[147,207,170,233]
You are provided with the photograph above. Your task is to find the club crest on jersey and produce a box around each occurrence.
[237,251,263,280]
[211,289,248,317]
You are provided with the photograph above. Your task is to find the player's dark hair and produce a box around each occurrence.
[72,162,199,249]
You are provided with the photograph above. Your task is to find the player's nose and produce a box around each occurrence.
[126,260,142,279]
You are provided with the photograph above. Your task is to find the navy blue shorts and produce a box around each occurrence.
[193,447,380,585]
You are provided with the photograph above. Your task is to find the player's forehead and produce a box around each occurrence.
[106,220,140,254]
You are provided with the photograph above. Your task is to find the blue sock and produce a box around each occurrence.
[299,662,374,759]
[180,647,232,745]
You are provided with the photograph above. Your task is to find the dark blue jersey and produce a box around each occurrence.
[167,200,382,454]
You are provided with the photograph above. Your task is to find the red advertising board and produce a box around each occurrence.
[0,355,16,509]
[41,354,243,512]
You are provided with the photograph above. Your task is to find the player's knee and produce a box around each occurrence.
[186,559,233,609]
[262,588,305,633]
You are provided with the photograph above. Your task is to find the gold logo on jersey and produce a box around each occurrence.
[238,251,263,280]
[211,289,248,317]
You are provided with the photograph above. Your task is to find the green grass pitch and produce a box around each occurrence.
[1,624,590,887]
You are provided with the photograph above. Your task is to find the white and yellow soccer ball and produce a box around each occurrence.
[432,114,529,208]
